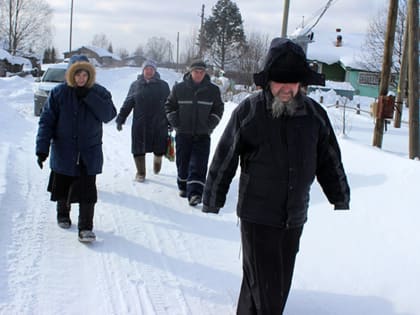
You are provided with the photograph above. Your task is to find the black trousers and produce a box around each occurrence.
[237,220,303,315]
[47,164,97,231]
[175,134,210,198]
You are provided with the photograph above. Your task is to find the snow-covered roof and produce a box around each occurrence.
[305,32,367,70]
[83,45,121,61]
[0,48,31,67]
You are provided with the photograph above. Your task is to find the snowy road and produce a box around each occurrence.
[1,67,419,315]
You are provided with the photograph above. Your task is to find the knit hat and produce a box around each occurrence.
[142,59,157,70]
[190,59,206,71]
[65,54,96,88]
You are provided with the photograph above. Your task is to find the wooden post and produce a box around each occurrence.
[372,0,399,148]
[408,0,419,159]
[394,19,408,128]
[281,0,290,37]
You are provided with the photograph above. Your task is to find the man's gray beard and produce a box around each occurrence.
[271,95,299,118]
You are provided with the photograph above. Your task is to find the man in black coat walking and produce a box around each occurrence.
[202,38,350,314]
[165,59,224,206]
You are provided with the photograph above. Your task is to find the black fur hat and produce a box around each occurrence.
[253,38,325,87]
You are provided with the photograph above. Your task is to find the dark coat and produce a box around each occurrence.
[36,82,117,176]
[116,73,170,155]
[165,73,224,136]
[203,90,350,228]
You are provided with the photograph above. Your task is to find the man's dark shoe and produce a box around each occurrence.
[189,195,202,206]
[179,190,187,198]
[78,230,96,243]
[57,217,71,229]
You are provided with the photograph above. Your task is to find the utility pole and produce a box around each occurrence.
[407,0,419,159]
[69,0,74,52]
[394,22,408,128]
[199,4,205,58]
[281,0,290,37]
[372,0,398,148]
[176,32,180,72]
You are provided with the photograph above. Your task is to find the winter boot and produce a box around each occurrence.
[57,200,71,229]
[78,202,95,232]
[78,230,96,243]
[134,155,146,182]
[153,155,162,174]
[189,195,202,207]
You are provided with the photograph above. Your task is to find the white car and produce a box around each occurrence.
[33,63,67,116]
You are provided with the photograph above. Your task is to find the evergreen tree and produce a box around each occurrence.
[51,47,57,63]
[43,47,51,63]
[202,0,246,69]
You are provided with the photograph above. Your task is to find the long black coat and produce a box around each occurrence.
[203,90,350,228]
[116,73,170,155]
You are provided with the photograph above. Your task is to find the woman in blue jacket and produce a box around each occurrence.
[36,55,117,242]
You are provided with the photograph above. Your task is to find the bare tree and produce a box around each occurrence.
[180,27,200,65]
[145,36,172,63]
[91,33,110,49]
[0,0,53,55]
[116,47,129,59]
[236,31,270,86]
[134,44,144,57]
[357,0,407,77]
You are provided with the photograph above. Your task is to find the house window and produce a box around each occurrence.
[359,72,398,86]
[359,72,380,86]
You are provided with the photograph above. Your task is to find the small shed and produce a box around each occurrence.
[0,49,32,77]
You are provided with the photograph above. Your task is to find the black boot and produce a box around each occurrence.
[78,202,96,242]
[78,202,95,231]
[57,200,71,229]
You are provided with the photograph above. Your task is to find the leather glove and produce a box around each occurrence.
[202,204,220,214]
[116,123,123,131]
[36,153,48,169]
[75,87,90,99]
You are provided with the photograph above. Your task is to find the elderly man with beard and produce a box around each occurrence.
[202,38,350,314]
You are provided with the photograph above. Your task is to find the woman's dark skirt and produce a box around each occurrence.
[47,171,97,204]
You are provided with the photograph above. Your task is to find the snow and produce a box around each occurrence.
[0,48,31,67]
[306,32,366,70]
[0,67,419,315]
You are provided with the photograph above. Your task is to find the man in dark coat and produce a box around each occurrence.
[116,60,170,182]
[36,54,117,242]
[202,38,350,314]
[165,59,224,206]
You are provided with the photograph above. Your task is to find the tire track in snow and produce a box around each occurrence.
[0,142,49,313]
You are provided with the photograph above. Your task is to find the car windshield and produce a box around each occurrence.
[43,68,66,83]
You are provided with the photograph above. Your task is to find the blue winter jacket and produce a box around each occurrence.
[36,83,117,176]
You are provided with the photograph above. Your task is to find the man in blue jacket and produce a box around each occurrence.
[202,38,350,314]
[36,55,117,243]
[165,59,224,206]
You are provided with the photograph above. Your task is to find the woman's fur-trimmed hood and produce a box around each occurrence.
[65,55,96,88]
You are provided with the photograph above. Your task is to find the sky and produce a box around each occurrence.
[1,66,419,314]
[44,0,389,57]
